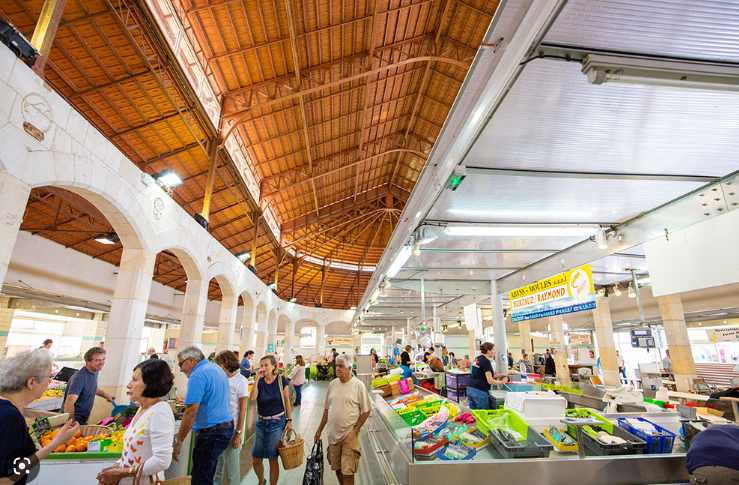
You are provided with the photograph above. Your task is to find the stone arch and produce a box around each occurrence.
[21,152,151,251]
[324,320,351,335]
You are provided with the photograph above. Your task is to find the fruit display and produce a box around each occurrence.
[32,385,66,402]
[38,427,125,454]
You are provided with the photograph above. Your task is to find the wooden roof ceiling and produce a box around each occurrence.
[3,0,498,308]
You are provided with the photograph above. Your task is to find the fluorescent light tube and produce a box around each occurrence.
[443,225,597,237]
[449,209,592,218]
[386,244,413,278]
[582,54,739,92]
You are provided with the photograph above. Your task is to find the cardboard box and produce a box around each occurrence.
[379,385,392,397]
[406,378,415,391]
[390,382,401,396]
[697,406,725,418]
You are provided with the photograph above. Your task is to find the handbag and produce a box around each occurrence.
[133,461,191,485]
[302,442,324,485]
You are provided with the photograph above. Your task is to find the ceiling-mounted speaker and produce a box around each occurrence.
[0,18,38,67]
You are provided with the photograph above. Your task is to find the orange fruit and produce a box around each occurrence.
[76,442,87,452]
[54,445,66,453]
[65,445,77,453]
[74,430,82,438]
[41,439,52,448]
[50,430,59,438]
[66,437,76,446]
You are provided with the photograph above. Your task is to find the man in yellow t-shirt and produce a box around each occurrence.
[314,355,371,485]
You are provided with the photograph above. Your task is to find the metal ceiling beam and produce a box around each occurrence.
[110,112,181,138]
[282,183,409,232]
[390,279,491,295]
[465,166,720,183]
[141,143,202,169]
[497,169,739,294]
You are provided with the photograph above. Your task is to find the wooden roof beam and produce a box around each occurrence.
[261,148,426,199]
[68,70,152,98]
[282,183,409,232]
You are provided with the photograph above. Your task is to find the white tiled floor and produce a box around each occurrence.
[236,380,386,485]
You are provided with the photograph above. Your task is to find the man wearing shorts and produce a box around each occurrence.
[314,354,371,485]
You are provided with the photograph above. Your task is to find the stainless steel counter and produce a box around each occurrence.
[367,388,689,485]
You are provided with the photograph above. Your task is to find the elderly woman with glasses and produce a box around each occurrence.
[0,349,80,485]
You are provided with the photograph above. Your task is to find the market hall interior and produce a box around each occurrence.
[3,0,739,484]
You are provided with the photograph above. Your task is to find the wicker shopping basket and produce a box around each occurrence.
[79,425,114,438]
[278,428,305,470]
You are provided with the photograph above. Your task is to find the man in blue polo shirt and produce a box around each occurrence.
[686,425,739,483]
[173,346,233,485]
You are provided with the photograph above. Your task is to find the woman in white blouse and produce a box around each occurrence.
[96,359,175,484]
[288,355,307,406]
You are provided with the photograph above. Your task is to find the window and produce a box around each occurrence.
[300,327,316,348]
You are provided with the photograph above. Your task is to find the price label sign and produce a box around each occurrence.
[31,417,52,440]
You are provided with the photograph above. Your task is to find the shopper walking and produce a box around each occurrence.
[249,354,292,485]
[466,343,508,410]
[314,355,372,485]
[289,355,307,406]
[39,339,53,349]
[521,354,533,374]
[370,348,378,367]
[662,349,674,380]
[212,351,249,485]
[617,351,627,379]
[60,346,114,424]
[0,349,80,485]
[147,347,159,360]
[241,349,254,378]
[96,359,175,484]
[330,348,340,377]
[399,345,413,380]
[173,346,234,485]
[685,425,739,484]
[544,351,556,377]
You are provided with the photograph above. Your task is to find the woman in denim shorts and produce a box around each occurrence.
[249,355,292,485]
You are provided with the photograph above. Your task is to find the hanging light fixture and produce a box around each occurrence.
[595,228,608,249]
[628,283,636,298]
[288,297,297,303]
[267,282,277,290]
[614,284,622,296]
[152,169,183,187]
[412,242,421,257]
[235,251,250,262]
[94,232,119,245]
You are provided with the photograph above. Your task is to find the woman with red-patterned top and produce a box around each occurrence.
[96,359,175,485]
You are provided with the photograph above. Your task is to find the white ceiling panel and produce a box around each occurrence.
[464,60,739,177]
[427,173,706,223]
[546,0,739,63]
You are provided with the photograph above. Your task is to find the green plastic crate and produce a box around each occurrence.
[372,378,388,388]
[398,408,425,426]
[565,408,613,436]
[472,409,529,440]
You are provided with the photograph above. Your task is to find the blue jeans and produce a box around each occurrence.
[192,424,234,485]
[294,384,302,405]
[252,415,286,459]
[466,387,493,410]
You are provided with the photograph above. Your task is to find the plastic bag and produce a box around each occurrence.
[302,442,324,485]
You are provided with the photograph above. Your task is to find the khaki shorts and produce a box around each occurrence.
[327,430,361,475]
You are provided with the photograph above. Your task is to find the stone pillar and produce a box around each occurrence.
[215,294,238,353]
[491,280,508,372]
[519,320,532,360]
[592,297,620,387]
[468,329,476,362]
[80,313,107,355]
[0,296,15,359]
[254,331,267,360]
[240,307,254,354]
[317,324,326,359]
[98,248,156,403]
[0,172,31,288]
[658,293,698,392]
[175,278,208,395]
[548,315,571,385]
[283,320,295,364]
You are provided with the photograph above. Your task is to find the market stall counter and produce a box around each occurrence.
[367,385,690,485]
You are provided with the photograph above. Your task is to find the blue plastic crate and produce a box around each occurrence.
[617,418,676,454]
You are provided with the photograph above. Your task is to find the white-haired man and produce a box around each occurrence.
[314,354,371,485]
[174,346,233,485]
